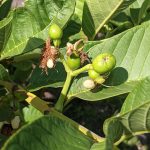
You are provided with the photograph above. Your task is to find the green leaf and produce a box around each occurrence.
[119,76,150,134]
[90,142,105,150]
[2,115,94,150]
[13,48,41,62]
[0,0,12,20]
[0,14,12,53]
[62,20,81,45]
[129,0,150,25]
[27,62,66,91]
[137,0,150,24]
[74,0,85,22]
[13,60,32,71]
[103,119,123,150]
[103,76,150,147]
[82,0,135,40]
[135,0,145,6]
[62,0,85,44]
[22,105,43,123]
[13,67,32,83]
[67,21,150,101]
[0,0,75,60]
[0,102,13,121]
[90,142,119,150]
[11,59,32,85]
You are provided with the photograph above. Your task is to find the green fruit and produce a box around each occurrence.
[49,24,63,40]
[95,76,105,84]
[88,69,99,80]
[66,54,81,70]
[92,53,116,74]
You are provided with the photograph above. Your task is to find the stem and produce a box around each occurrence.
[71,64,93,77]
[60,54,71,73]
[54,73,73,112]
[115,134,133,146]
[62,59,70,73]
[55,55,93,112]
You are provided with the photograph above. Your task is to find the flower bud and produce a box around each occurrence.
[83,79,95,89]
[47,59,54,69]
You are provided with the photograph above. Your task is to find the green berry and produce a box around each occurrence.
[92,53,116,74]
[49,24,63,40]
[66,54,81,70]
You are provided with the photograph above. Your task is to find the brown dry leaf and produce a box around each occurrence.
[39,39,59,74]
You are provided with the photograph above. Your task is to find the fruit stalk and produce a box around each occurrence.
[71,64,93,76]
[54,73,73,112]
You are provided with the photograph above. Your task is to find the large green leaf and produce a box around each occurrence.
[67,21,150,101]
[119,76,150,133]
[2,114,95,150]
[0,0,75,60]
[102,76,150,149]
[82,0,135,40]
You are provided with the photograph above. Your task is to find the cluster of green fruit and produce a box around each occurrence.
[88,53,116,83]
[48,24,116,89]
[83,53,116,89]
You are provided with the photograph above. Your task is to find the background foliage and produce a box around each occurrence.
[1,0,150,150]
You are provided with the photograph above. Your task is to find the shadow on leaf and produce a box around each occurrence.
[105,67,128,86]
